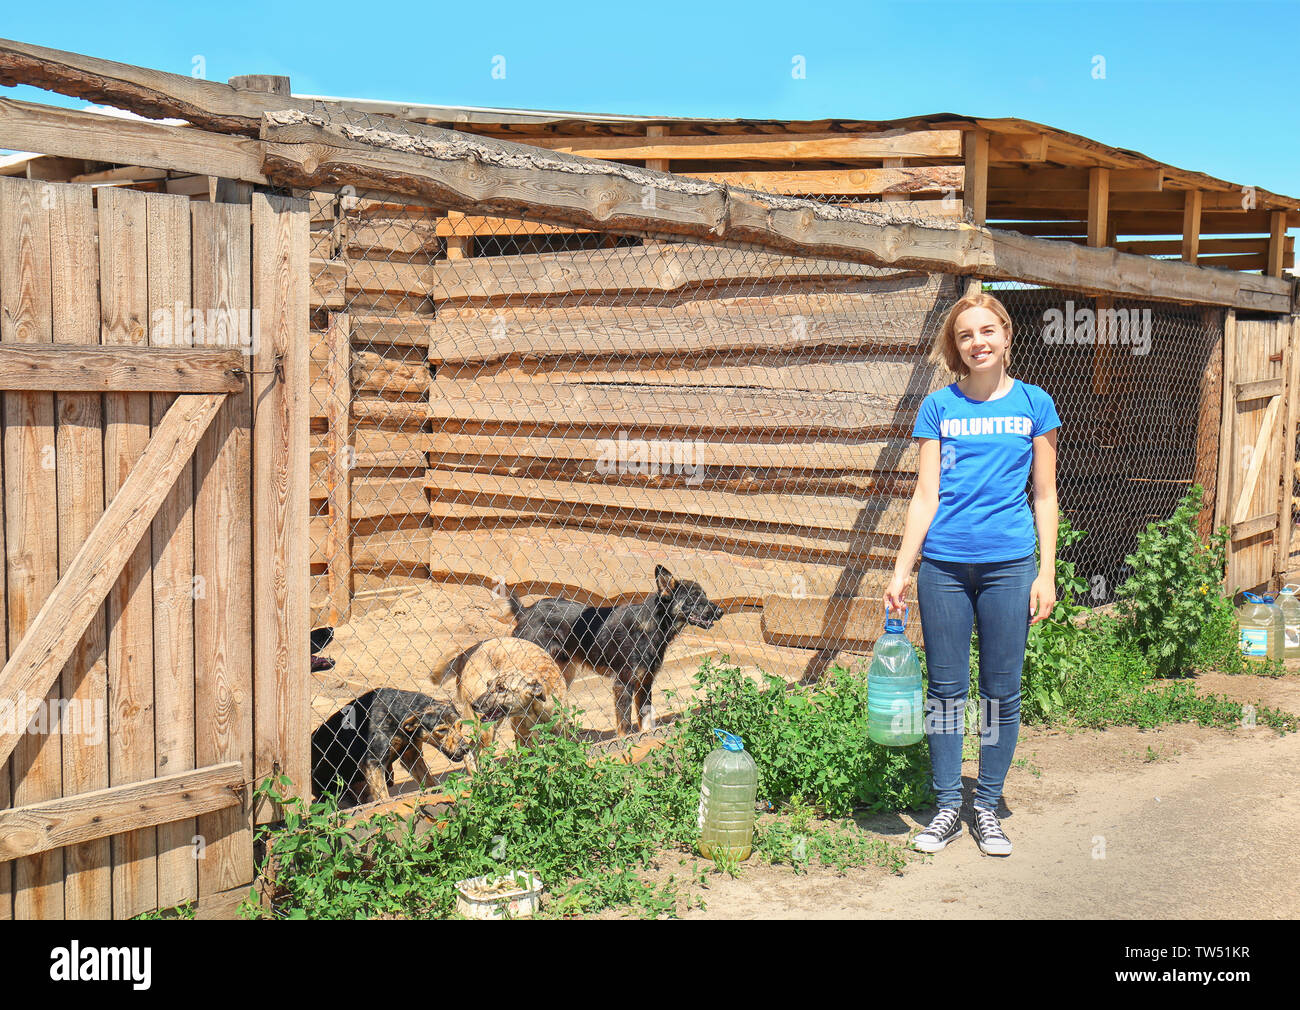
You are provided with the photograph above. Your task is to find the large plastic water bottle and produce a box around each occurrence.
[1237,592,1283,662]
[867,605,924,746]
[697,729,758,862]
[1276,585,1300,660]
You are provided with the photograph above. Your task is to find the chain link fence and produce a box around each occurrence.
[301,112,1227,804]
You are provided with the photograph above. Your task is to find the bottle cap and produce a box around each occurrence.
[712,728,745,752]
[883,603,908,633]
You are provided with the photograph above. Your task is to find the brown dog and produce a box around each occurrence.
[435,637,570,763]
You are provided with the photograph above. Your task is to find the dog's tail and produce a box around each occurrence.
[430,642,474,688]
[492,587,525,624]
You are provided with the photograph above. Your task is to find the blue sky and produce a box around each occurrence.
[4,0,1300,197]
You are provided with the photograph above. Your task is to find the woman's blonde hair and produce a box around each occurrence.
[929,292,1015,378]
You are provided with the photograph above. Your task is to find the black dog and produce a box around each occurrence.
[311,687,471,804]
[509,564,723,736]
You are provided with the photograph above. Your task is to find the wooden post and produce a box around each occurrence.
[192,199,255,895]
[51,181,111,920]
[1182,190,1202,263]
[963,129,988,226]
[1216,309,1238,592]
[1,177,60,919]
[1267,210,1287,277]
[251,192,310,817]
[147,192,197,909]
[1282,315,1300,579]
[1193,307,1224,543]
[323,311,352,624]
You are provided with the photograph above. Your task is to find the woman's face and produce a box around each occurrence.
[953,306,1009,375]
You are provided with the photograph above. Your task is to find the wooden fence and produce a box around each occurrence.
[0,177,309,919]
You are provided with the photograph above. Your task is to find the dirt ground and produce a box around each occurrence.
[593,670,1300,920]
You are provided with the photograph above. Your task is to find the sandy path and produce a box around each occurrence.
[620,674,1300,919]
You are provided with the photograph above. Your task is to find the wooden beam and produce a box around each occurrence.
[685,166,966,198]
[0,345,245,391]
[1216,309,1237,542]
[988,167,1163,191]
[0,37,320,136]
[0,392,225,767]
[256,110,1293,312]
[0,96,267,184]
[485,130,964,161]
[0,763,243,862]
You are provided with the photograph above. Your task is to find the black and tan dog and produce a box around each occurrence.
[508,564,724,737]
[311,687,471,804]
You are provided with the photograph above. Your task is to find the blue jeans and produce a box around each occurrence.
[915,552,1037,811]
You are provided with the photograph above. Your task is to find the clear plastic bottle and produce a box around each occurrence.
[1237,591,1283,662]
[697,729,758,861]
[867,605,924,746]
[1275,585,1300,660]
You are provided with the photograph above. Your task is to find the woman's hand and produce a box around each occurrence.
[1029,572,1057,625]
[885,572,909,617]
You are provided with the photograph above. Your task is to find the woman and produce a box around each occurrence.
[884,292,1061,857]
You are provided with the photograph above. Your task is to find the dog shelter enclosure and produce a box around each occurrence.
[0,39,1298,918]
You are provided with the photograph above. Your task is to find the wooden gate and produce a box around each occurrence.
[0,177,309,919]
[1215,309,1299,594]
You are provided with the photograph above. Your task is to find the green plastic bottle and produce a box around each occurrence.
[697,729,758,862]
[867,605,924,746]
[1276,585,1300,660]
[1237,591,1282,662]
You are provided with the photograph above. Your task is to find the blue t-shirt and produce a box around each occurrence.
[911,378,1061,563]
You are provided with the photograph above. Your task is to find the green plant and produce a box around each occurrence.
[1114,485,1230,678]
[664,658,933,817]
[133,899,195,920]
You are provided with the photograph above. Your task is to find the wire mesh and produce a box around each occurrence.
[302,110,1227,805]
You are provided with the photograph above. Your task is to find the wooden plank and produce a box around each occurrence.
[428,287,952,367]
[0,175,61,919]
[427,431,919,472]
[147,192,197,910]
[425,243,921,302]
[1087,168,1110,248]
[192,200,254,896]
[1236,377,1284,401]
[762,595,922,650]
[0,345,245,392]
[0,763,243,863]
[1279,317,1300,577]
[683,167,966,198]
[251,193,310,819]
[49,181,110,919]
[427,528,894,609]
[1268,210,1288,277]
[988,167,1163,192]
[0,96,267,183]
[323,312,352,624]
[488,129,965,161]
[98,185,157,919]
[424,471,911,534]
[352,477,428,520]
[1232,514,1277,539]
[426,377,922,434]
[0,393,225,770]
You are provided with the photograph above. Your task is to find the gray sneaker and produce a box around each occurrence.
[971,805,1012,856]
[912,807,963,853]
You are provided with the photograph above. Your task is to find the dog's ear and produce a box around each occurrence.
[401,713,422,736]
[654,564,675,596]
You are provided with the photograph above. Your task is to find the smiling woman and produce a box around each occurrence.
[884,291,1061,859]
